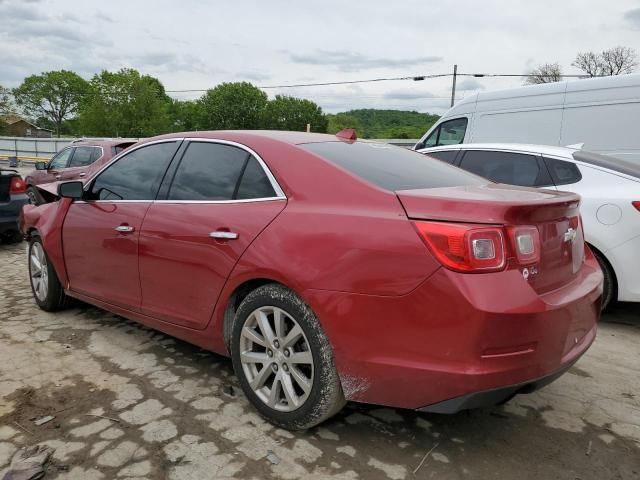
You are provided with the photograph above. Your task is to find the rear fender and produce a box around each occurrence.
[21,198,73,287]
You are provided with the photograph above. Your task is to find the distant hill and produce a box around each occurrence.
[327,109,440,139]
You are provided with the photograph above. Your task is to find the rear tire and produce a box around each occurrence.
[28,236,71,311]
[1,230,23,244]
[27,186,41,205]
[231,283,345,430]
[593,249,615,311]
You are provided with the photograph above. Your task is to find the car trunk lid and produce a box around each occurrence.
[396,184,584,294]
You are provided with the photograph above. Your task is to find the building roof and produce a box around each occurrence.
[0,114,52,131]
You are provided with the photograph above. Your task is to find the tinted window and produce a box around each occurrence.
[89,142,178,200]
[69,147,100,167]
[168,142,248,201]
[544,157,582,185]
[236,156,277,199]
[425,150,458,164]
[301,141,486,191]
[460,150,550,187]
[424,118,468,148]
[49,148,73,169]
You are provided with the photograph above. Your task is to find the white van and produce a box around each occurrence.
[414,74,640,162]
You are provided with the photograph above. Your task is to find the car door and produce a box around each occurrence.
[457,150,554,188]
[138,140,286,329]
[62,140,181,309]
[61,146,102,181]
[38,148,74,184]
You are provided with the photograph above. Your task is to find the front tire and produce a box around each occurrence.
[27,186,41,205]
[231,283,345,430]
[28,237,71,311]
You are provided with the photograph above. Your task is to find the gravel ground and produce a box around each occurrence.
[0,240,639,480]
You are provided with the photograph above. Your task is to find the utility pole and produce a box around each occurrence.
[450,64,458,107]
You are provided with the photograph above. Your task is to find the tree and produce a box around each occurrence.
[79,69,172,137]
[261,95,328,132]
[327,113,363,135]
[170,99,202,132]
[525,63,563,84]
[198,82,267,130]
[13,70,88,137]
[572,46,638,77]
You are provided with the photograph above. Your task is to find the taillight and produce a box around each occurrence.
[507,226,541,264]
[412,221,506,273]
[9,177,26,194]
[633,201,640,212]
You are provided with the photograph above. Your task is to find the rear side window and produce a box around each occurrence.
[543,157,582,186]
[69,147,101,167]
[459,150,551,187]
[89,142,179,200]
[236,157,277,199]
[301,141,485,191]
[425,150,458,164]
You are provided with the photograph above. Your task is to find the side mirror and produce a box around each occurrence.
[58,181,84,200]
[35,162,48,171]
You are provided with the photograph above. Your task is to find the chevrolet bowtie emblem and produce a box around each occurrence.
[564,228,577,243]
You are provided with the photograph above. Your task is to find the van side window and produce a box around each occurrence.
[459,150,552,187]
[424,118,468,148]
[543,157,582,186]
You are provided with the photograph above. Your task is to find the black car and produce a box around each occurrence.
[0,168,28,243]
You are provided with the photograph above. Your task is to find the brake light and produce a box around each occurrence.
[9,177,26,194]
[633,201,640,212]
[412,221,506,273]
[506,226,541,264]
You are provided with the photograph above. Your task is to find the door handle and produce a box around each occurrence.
[79,173,86,177]
[55,175,61,180]
[209,231,238,240]
[115,225,135,233]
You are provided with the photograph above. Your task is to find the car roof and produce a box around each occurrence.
[143,130,353,146]
[421,143,577,158]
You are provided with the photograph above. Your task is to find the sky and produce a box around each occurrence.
[1,0,639,114]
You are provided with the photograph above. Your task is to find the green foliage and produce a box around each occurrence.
[12,70,89,137]
[170,99,201,132]
[331,109,439,139]
[261,95,328,132]
[326,113,362,134]
[79,69,172,137]
[198,82,267,130]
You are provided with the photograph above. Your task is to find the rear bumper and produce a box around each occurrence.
[0,195,28,232]
[304,253,603,410]
[417,353,582,413]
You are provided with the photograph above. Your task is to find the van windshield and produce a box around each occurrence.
[300,141,486,191]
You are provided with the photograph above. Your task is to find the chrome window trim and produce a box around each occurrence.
[81,137,287,203]
[83,138,184,190]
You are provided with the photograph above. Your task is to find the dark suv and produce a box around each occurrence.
[24,140,136,204]
[0,168,28,242]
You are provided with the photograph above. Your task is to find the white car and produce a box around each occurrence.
[416,143,640,309]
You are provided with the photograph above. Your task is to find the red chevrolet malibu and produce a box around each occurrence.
[21,131,602,430]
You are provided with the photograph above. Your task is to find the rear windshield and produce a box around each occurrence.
[300,141,486,191]
[573,151,640,179]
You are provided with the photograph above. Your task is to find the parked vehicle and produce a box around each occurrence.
[21,131,602,429]
[0,168,28,243]
[24,140,136,204]
[414,74,640,163]
[416,143,640,310]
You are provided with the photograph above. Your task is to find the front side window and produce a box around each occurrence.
[89,142,179,201]
[424,118,468,148]
[301,141,485,191]
[459,150,551,187]
[425,150,458,164]
[167,142,277,201]
[69,147,101,168]
[49,148,73,169]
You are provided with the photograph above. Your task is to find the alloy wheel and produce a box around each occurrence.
[30,242,49,301]
[239,306,314,412]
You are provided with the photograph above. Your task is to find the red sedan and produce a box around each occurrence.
[21,131,602,430]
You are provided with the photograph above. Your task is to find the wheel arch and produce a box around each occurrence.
[587,242,618,299]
